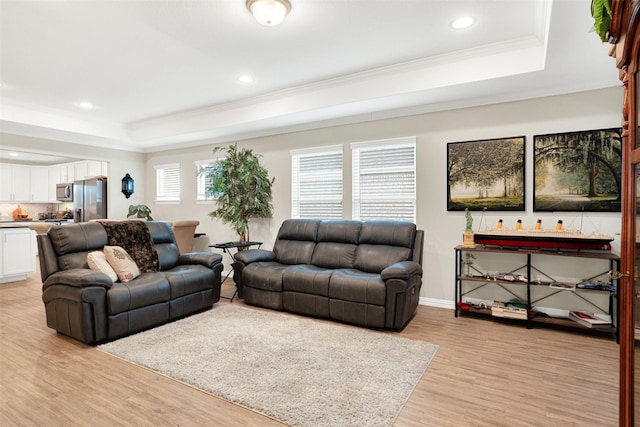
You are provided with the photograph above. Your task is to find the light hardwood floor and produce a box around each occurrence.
[0,270,618,426]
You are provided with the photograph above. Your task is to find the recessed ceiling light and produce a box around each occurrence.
[238,75,254,83]
[8,152,19,157]
[450,16,475,30]
[78,101,94,109]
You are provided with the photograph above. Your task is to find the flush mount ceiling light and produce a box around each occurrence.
[78,101,94,109]
[238,75,254,83]
[246,0,291,26]
[450,16,475,29]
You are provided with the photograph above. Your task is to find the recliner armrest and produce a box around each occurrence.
[178,252,223,268]
[234,249,276,265]
[42,268,114,291]
[381,261,422,281]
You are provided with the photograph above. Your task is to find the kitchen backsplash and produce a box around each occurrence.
[0,202,73,221]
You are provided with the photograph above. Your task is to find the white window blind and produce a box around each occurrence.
[195,160,217,201]
[155,163,180,202]
[351,137,416,222]
[291,146,343,219]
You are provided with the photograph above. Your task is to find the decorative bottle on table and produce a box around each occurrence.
[462,209,476,248]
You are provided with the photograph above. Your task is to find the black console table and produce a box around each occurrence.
[210,241,262,302]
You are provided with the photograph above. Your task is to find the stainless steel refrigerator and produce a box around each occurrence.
[73,176,108,222]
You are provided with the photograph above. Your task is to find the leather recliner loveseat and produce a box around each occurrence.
[37,221,223,345]
[233,219,424,330]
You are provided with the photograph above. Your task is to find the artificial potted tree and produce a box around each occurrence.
[199,143,274,242]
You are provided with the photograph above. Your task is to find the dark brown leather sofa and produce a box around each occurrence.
[233,219,424,330]
[37,221,223,345]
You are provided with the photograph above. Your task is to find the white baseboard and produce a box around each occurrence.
[419,297,455,310]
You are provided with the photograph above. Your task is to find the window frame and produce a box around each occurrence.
[350,136,417,222]
[195,159,219,202]
[291,144,344,219]
[154,163,181,203]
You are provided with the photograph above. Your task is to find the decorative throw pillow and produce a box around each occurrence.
[103,245,141,282]
[87,251,118,282]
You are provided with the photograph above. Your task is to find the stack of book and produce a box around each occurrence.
[491,302,527,320]
[568,311,612,328]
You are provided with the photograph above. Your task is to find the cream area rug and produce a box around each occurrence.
[98,304,438,427]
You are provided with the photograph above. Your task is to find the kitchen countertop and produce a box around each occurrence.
[0,222,33,228]
[0,219,74,228]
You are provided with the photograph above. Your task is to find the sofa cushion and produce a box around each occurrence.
[243,262,289,292]
[273,240,317,265]
[358,220,416,247]
[273,219,320,265]
[328,269,386,305]
[163,265,215,299]
[107,272,171,315]
[87,251,118,282]
[310,221,360,269]
[48,222,109,256]
[282,264,333,296]
[103,246,141,282]
[146,221,180,270]
[316,220,361,243]
[310,242,357,269]
[353,244,412,274]
[277,219,321,241]
[353,221,416,273]
[48,222,109,270]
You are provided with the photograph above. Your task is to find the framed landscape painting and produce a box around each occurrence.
[447,136,526,211]
[534,128,622,212]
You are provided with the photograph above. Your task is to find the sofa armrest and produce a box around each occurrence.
[234,249,276,265]
[381,261,422,281]
[42,283,109,344]
[178,252,223,268]
[42,268,114,291]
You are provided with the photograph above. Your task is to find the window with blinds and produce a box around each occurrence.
[291,146,343,219]
[155,163,180,202]
[195,160,218,201]
[351,137,416,222]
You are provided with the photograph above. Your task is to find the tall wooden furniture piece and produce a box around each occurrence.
[608,2,640,425]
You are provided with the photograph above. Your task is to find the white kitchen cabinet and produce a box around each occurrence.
[0,164,30,202]
[61,163,75,182]
[30,166,50,202]
[0,227,36,283]
[86,160,105,177]
[48,166,62,201]
[74,162,88,180]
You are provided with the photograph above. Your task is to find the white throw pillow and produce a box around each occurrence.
[87,251,118,282]
[103,246,141,283]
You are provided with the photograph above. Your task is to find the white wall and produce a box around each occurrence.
[8,87,620,305]
[146,86,624,305]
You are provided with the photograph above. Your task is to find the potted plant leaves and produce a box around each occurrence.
[198,143,274,241]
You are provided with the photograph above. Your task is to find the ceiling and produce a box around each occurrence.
[0,0,621,154]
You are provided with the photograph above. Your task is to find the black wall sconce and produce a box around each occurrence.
[121,173,134,199]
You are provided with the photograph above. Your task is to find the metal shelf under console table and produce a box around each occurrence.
[454,245,619,337]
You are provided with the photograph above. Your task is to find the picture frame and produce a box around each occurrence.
[533,127,621,212]
[447,136,526,211]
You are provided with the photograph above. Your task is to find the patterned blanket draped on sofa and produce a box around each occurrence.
[99,221,159,272]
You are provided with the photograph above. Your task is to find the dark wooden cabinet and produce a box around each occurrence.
[607,2,640,425]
